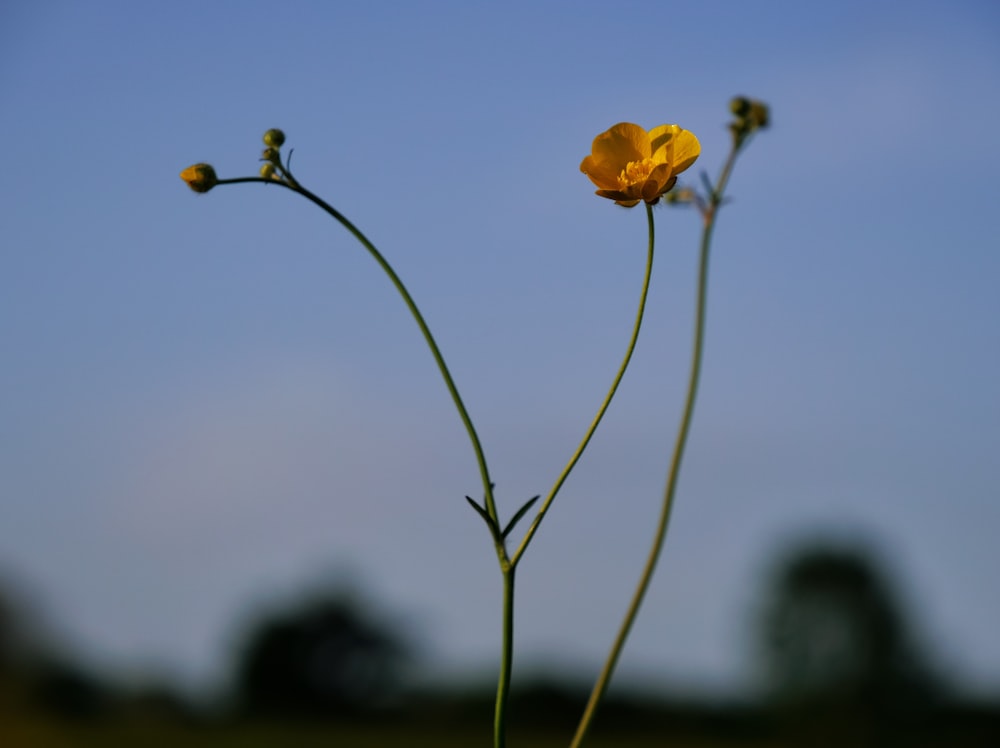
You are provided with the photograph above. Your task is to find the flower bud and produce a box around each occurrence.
[179,163,218,193]
[748,100,770,129]
[260,163,276,180]
[261,146,280,163]
[664,187,696,204]
[729,97,751,118]
[263,128,285,148]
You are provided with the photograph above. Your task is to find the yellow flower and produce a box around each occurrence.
[580,123,700,207]
[179,163,218,193]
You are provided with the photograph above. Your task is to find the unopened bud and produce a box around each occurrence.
[260,163,276,180]
[179,163,218,193]
[748,100,770,129]
[729,97,751,118]
[263,128,285,148]
[665,187,696,204]
[262,146,280,163]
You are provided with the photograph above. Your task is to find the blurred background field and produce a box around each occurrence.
[2,542,998,746]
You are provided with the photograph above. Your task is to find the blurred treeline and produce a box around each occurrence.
[1,539,998,747]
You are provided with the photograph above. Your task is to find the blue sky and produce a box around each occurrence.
[2,0,998,699]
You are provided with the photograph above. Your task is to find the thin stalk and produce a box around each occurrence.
[568,143,743,748]
[510,203,656,567]
[494,566,516,748]
[218,176,500,522]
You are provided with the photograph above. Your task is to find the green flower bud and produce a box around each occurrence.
[748,100,770,129]
[664,187,695,204]
[262,146,280,163]
[260,163,276,180]
[263,128,285,148]
[179,163,218,193]
[729,97,751,118]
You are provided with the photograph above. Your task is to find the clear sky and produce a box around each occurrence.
[2,0,998,700]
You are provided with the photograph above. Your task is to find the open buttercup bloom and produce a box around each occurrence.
[580,123,700,207]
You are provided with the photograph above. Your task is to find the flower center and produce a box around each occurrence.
[618,158,655,189]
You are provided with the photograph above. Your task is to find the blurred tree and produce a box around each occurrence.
[0,573,111,719]
[234,589,410,719]
[758,542,943,745]
[30,658,111,718]
[0,578,37,675]
[0,577,44,715]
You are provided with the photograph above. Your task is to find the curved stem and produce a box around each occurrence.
[493,199,654,745]
[219,176,500,523]
[510,203,656,567]
[569,144,742,748]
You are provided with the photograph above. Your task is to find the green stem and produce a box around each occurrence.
[494,565,516,748]
[510,203,656,568]
[218,176,500,523]
[493,200,654,746]
[568,145,742,748]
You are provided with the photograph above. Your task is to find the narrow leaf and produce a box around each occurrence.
[699,170,714,197]
[501,495,540,539]
[465,495,497,532]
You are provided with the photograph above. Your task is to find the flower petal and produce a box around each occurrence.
[595,188,631,201]
[580,154,621,191]
[581,123,651,190]
[648,124,679,163]
[595,183,643,207]
[641,179,663,203]
[669,129,701,174]
[585,122,650,178]
[642,163,675,199]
